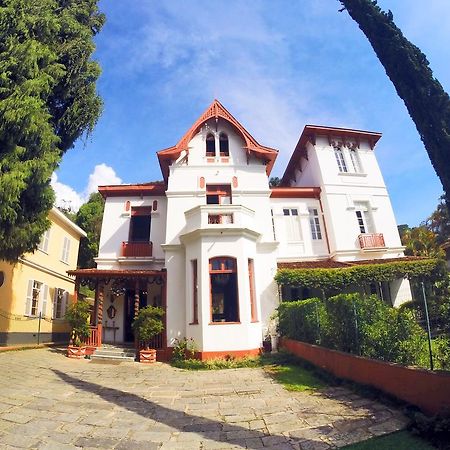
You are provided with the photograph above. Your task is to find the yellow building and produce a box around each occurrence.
[0,207,86,346]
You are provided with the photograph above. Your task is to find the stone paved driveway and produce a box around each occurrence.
[0,348,408,450]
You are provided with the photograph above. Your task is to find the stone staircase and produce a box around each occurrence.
[90,344,136,362]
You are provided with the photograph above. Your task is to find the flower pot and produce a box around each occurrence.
[67,345,86,359]
[139,348,157,363]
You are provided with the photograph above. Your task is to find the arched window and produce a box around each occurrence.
[209,257,239,323]
[219,133,229,156]
[206,133,215,157]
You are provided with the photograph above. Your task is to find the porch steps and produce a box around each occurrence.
[90,345,136,362]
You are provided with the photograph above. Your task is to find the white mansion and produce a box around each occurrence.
[70,100,410,359]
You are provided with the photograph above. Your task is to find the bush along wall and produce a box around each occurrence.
[278,293,429,367]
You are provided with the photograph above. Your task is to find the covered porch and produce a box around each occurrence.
[67,269,167,360]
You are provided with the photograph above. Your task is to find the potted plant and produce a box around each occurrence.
[65,299,91,358]
[132,305,164,363]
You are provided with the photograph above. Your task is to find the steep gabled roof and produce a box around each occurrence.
[157,99,278,182]
[281,125,382,185]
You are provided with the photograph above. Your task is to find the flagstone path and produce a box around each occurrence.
[0,348,408,449]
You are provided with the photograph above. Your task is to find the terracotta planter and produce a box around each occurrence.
[67,345,86,359]
[139,348,157,363]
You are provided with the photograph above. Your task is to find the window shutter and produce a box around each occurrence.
[25,280,33,316]
[41,284,49,317]
[52,289,57,319]
[62,291,69,318]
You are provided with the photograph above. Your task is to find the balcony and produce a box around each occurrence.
[184,205,258,236]
[359,233,385,249]
[121,241,153,257]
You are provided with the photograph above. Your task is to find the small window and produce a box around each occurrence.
[284,208,302,241]
[61,237,70,263]
[206,184,232,205]
[206,133,215,157]
[354,202,374,234]
[334,146,348,173]
[25,280,47,317]
[192,260,198,324]
[248,259,257,322]
[130,207,151,242]
[309,208,322,240]
[210,257,239,323]
[38,229,50,253]
[219,133,229,156]
[349,149,361,173]
[53,288,68,319]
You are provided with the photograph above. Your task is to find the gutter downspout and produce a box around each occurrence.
[318,193,331,255]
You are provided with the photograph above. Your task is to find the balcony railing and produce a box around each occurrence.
[121,241,153,257]
[83,324,102,348]
[208,213,234,224]
[359,233,385,249]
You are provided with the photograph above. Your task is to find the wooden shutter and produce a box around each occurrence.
[41,284,49,317]
[25,280,33,316]
[62,291,69,318]
[52,288,58,319]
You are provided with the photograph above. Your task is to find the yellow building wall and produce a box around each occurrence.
[0,209,83,346]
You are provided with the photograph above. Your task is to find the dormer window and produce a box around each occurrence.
[206,133,215,157]
[219,133,229,156]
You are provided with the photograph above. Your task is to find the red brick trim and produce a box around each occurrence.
[195,348,261,361]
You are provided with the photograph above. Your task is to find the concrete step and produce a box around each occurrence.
[91,345,136,361]
[91,353,135,362]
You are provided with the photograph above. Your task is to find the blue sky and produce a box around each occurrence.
[52,0,450,226]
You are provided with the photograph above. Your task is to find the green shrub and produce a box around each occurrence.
[171,337,197,363]
[278,298,325,344]
[65,299,91,346]
[131,306,164,349]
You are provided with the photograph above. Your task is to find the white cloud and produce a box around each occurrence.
[86,163,122,196]
[51,164,122,212]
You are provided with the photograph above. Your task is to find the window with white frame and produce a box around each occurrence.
[354,202,374,234]
[308,208,322,240]
[38,229,50,253]
[61,237,70,263]
[349,149,362,173]
[334,146,348,172]
[25,280,48,317]
[283,208,302,241]
[53,288,68,319]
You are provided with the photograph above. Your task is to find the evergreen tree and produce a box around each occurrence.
[75,192,104,268]
[339,0,450,209]
[0,0,104,261]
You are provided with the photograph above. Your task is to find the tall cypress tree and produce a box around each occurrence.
[339,0,450,208]
[0,0,104,261]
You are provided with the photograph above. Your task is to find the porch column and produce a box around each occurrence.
[97,281,104,347]
[74,279,80,303]
[134,279,140,318]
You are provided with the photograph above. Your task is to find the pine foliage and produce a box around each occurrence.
[339,0,450,208]
[0,0,104,261]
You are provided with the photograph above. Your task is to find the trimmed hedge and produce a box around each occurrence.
[275,258,446,292]
[278,293,427,366]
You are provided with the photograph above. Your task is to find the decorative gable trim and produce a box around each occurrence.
[157,100,278,182]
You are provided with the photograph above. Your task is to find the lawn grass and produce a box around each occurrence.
[263,362,326,391]
[341,430,436,450]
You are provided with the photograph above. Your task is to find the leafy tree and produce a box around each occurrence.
[0,0,104,261]
[400,226,444,259]
[75,192,104,268]
[339,0,450,209]
[269,177,281,187]
[426,195,450,246]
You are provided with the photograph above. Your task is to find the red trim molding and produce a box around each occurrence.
[270,187,321,198]
[99,183,166,198]
[195,348,261,361]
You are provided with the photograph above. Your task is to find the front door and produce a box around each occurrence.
[124,290,147,342]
